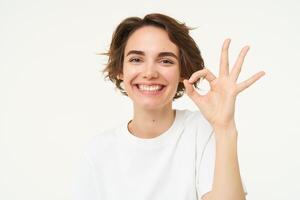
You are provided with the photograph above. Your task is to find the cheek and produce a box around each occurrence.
[122,66,138,82]
[161,68,180,85]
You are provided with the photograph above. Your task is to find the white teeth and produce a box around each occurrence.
[138,84,163,91]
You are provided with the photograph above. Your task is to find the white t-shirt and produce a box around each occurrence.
[71,109,246,200]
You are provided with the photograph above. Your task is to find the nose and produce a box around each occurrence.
[142,62,159,79]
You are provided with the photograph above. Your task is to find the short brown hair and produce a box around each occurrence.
[101,13,205,99]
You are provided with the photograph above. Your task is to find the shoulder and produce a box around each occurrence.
[178,109,214,143]
[82,125,121,160]
[178,109,213,132]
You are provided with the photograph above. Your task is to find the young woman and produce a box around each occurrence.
[72,13,265,200]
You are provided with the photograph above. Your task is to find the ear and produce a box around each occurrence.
[117,73,123,80]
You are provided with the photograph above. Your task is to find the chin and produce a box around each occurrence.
[133,98,173,111]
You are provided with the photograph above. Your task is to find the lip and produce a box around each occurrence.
[133,82,166,86]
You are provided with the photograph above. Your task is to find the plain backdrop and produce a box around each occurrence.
[1,0,300,199]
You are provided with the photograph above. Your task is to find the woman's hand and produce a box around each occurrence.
[183,39,265,129]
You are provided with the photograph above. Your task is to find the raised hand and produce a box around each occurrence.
[183,39,265,129]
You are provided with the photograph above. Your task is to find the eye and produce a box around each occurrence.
[129,58,142,63]
[160,59,174,65]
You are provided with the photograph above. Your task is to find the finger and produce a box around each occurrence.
[188,68,216,84]
[237,71,265,93]
[183,79,195,96]
[219,38,231,77]
[183,79,203,101]
[230,45,250,82]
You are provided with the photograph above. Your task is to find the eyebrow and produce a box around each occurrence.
[126,50,178,60]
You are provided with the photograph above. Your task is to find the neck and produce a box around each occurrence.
[128,104,175,139]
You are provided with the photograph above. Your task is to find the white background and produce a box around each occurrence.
[1,0,300,199]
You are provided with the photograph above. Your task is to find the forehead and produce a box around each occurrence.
[124,26,179,56]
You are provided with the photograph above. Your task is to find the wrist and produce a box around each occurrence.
[213,121,238,140]
[213,120,237,131]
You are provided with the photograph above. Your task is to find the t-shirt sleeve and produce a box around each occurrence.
[196,131,248,199]
[71,152,100,200]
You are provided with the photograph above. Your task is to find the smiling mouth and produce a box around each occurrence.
[134,84,165,93]
[137,84,164,91]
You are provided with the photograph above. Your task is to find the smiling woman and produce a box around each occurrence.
[71,13,264,200]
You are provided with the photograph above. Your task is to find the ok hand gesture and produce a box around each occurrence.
[183,39,265,129]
